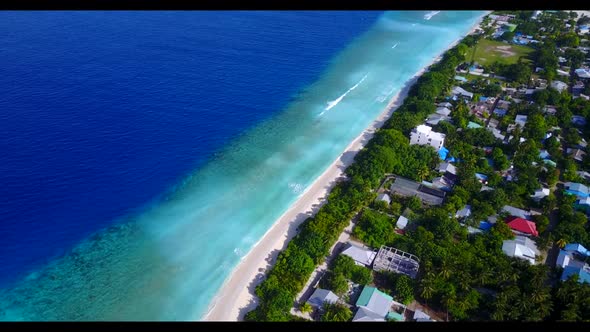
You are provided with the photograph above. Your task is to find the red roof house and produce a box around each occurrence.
[506,216,539,237]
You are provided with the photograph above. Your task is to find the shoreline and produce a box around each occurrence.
[202,13,488,322]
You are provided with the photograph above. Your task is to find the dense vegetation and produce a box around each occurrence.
[246,13,590,321]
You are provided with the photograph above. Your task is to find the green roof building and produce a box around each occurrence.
[505,24,517,32]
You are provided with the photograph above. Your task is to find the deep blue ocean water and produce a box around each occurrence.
[0,11,380,286]
[0,11,485,320]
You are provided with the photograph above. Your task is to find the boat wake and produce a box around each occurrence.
[391,42,399,49]
[424,11,441,20]
[320,73,369,116]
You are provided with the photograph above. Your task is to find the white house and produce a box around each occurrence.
[435,107,452,117]
[502,236,540,265]
[551,80,568,92]
[515,114,528,127]
[451,86,474,100]
[341,243,377,267]
[531,188,550,202]
[376,193,391,205]
[410,125,445,151]
[396,216,409,230]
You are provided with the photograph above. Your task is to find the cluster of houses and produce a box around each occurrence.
[557,243,590,283]
[306,243,429,322]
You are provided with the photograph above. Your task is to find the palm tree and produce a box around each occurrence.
[300,302,312,314]
[417,166,429,182]
[419,278,435,305]
[438,263,452,281]
[556,238,567,248]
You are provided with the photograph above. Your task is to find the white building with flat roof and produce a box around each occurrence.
[410,125,445,151]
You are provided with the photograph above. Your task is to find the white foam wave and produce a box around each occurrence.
[391,42,399,49]
[323,73,369,113]
[424,11,441,20]
[288,182,305,195]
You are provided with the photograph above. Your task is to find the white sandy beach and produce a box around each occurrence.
[203,15,487,322]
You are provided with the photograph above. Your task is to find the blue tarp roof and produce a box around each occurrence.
[561,266,590,284]
[439,146,449,161]
[493,108,507,116]
[479,221,493,231]
[475,173,488,181]
[447,156,457,163]
[479,96,488,102]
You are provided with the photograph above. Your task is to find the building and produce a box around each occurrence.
[575,68,590,79]
[307,288,339,308]
[353,286,393,322]
[515,114,528,127]
[574,196,590,213]
[550,80,568,93]
[451,86,474,100]
[506,216,539,237]
[573,81,585,96]
[455,205,472,220]
[437,162,457,176]
[436,107,452,117]
[409,125,446,151]
[373,246,420,279]
[396,216,409,230]
[565,182,590,199]
[438,102,453,108]
[502,205,535,220]
[502,235,540,264]
[531,188,550,202]
[341,243,377,267]
[390,176,446,206]
[568,148,587,162]
[376,193,391,205]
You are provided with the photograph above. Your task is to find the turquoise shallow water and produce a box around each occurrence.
[0,11,485,321]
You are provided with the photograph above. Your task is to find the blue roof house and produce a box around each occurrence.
[564,243,590,257]
[565,182,590,199]
[493,108,507,117]
[479,221,493,231]
[561,265,590,284]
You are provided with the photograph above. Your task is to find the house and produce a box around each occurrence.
[430,176,453,192]
[410,125,445,151]
[451,86,474,100]
[488,118,499,129]
[354,286,393,322]
[376,193,391,205]
[390,176,446,206]
[341,243,377,267]
[543,105,557,115]
[576,170,590,181]
[506,216,539,237]
[353,306,386,322]
[574,196,590,213]
[438,146,449,161]
[455,205,472,220]
[413,309,434,322]
[396,216,409,230]
[557,69,570,77]
[550,80,568,93]
[558,56,567,64]
[573,81,585,96]
[564,243,590,257]
[438,102,453,108]
[502,235,540,264]
[426,113,446,126]
[475,173,488,184]
[437,162,457,179]
[571,115,587,126]
[467,121,483,129]
[561,265,590,284]
[502,205,534,220]
[579,25,590,34]
[515,114,528,127]
[539,149,550,159]
[530,188,550,202]
[308,288,339,308]
[565,182,590,198]
[497,99,511,110]
[568,148,587,162]
[493,108,507,117]
[436,107,452,117]
[488,127,506,141]
[575,68,590,79]
[454,75,468,83]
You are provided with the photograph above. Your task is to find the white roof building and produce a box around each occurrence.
[530,188,550,202]
[409,125,445,151]
[353,306,386,322]
[502,236,540,265]
[307,288,339,308]
[435,107,452,117]
[515,114,528,127]
[437,162,457,175]
[341,243,377,267]
[396,216,409,230]
[551,80,569,92]
[377,193,391,205]
[575,68,590,79]
[451,86,474,99]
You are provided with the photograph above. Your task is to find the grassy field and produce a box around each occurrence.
[468,39,535,66]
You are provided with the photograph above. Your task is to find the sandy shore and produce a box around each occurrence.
[203,15,487,322]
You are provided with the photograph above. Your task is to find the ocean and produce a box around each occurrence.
[0,11,485,320]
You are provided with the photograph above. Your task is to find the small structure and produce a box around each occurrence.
[341,243,377,267]
[376,193,391,205]
[413,309,434,322]
[502,235,540,264]
[455,205,472,220]
[437,162,457,177]
[577,170,590,181]
[506,216,539,237]
[426,113,446,126]
[307,288,339,308]
[515,114,528,127]
[550,80,568,92]
[396,216,409,230]
[438,102,453,108]
[557,243,590,284]
[575,68,590,79]
[493,108,508,117]
[454,75,468,83]
[568,148,587,162]
[571,115,587,127]
[502,205,534,220]
[530,188,550,202]
[561,265,590,284]
[467,121,483,129]
[436,107,452,117]
[373,245,420,279]
[409,125,446,151]
[354,286,393,322]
